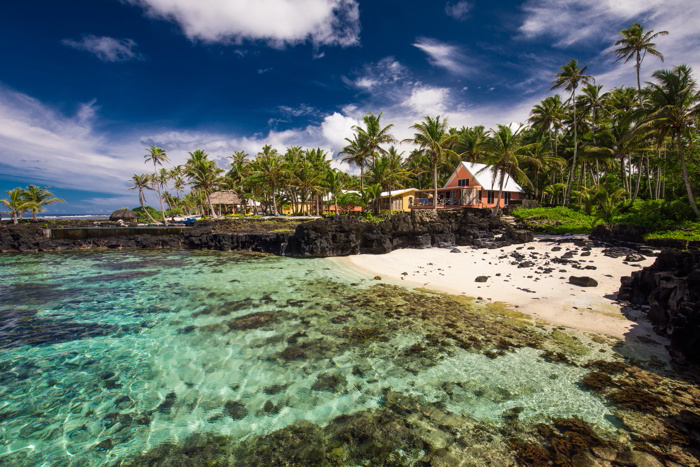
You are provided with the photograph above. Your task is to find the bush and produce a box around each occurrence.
[513,206,596,234]
[613,199,695,230]
[132,206,163,222]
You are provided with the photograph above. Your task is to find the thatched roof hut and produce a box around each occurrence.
[110,208,137,222]
[209,191,241,205]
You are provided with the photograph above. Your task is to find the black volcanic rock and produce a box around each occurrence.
[569,276,598,287]
[618,250,700,363]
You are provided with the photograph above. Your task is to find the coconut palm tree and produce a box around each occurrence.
[456,126,489,162]
[352,112,397,171]
[128,174,160,223]
[21,185,64,221]
[2,188,37,224]
[340,133,371,192]
[529,95,566,160]
[609,23,668,107]
[551,60,594,204]
[189,158,224,217]
[324,169,344,214]
[646,65,700,217]
[404,116,459,210]
[144,145,170,224]
[479,125,533,216]
[246,147,287,216]
[382,147,409,212]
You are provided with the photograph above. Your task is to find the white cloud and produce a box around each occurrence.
[125,0,360,47]
[0,87,144,200]
[278,104,321,118]
[445,1,473,21]
[518,0,700,91]
[405,86,450,115]
[413,37,470,74]
[62,36,143,62]
[320,112,360,150]
[343,57,406,91]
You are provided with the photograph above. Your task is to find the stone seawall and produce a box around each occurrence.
[0,210,533,256]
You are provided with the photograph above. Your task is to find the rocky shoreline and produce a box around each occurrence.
[618,249,700,364]
[0,210,534,256]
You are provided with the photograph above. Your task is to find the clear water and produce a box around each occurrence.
[0,250,617,466]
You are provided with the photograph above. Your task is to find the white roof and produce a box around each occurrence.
[445,162,524,193]
[380,188,417,197]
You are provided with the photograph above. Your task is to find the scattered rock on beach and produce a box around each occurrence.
[569,276,598,287]
[624,253,645,262]
[475,276,490,283]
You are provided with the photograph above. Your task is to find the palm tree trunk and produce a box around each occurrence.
[12,212,18,224]
[32,209,37,221]
[633,156,642,200]
[565,91,577,205]
[360,165,364,193]
[272,182,278,216]
[677,132,700,218]
[433,156,438,210]
[153,167,168,225]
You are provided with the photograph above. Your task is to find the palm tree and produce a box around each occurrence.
[646,65,700,217]
[383,147,409,212]
[352,112,397,171]
[480,125,533,216]
[144,145,170,224]
[246,147,287,216]
[405,116,458,210]
[529,95,566,160]
[340,134,370,192]
[609,23,668,107]
[21,186,64,221]
[189,158,224,217]
[324,169,344,214]
[2,188,37,224]
[128,174,159,223]
[551,59,594,204]
[456,126,489,162]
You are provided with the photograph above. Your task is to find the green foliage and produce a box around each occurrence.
[513,206,596,234]
[645,222,700,241]
[132,206,163,222]
[613,199,695,230]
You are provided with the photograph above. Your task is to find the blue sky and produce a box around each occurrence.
[1,0,698,214]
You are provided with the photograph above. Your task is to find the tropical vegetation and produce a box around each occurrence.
[102,22,697,239]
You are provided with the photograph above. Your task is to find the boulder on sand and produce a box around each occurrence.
[569,276,598,287]
[110,209,137,222]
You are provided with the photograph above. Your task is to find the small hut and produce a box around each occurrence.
[110,208,137,222]
[209,190,242,215]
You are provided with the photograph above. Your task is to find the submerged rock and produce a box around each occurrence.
[311,372,347,393]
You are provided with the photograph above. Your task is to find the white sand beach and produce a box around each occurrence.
[343,237,660,339]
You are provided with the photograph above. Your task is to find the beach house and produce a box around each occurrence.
[411,162,525,209]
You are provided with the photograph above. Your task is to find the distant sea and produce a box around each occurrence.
[36,214,109,220]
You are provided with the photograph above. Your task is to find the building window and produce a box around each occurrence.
[458,178,469,187]
[504,192,511,205]
[487,191,494,204]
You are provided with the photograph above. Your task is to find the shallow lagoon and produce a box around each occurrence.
[0,250,688,465]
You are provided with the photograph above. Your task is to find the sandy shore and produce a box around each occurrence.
[342,236,661,340]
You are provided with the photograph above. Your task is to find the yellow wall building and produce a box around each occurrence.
[379,188,418,212]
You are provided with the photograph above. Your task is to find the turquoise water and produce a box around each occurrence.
[0,250,619,465]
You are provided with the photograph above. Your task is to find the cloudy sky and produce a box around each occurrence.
[1,0,698,213]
